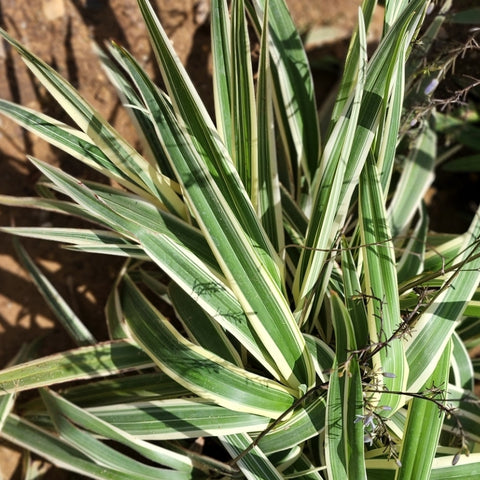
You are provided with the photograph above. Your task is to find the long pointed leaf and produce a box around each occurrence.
[211,0,233,152]
[231,0,257,199]
[0,99,177,201]
[13,239,96,347]
[0,341,153,394]
[0,28,184,217]
[85,398,269,440]
[19,160,277,375]
[325,292,367,479]
[388,120,436,236]
[40,389,189,477]
[121,275,296,418]
[406,208,480,392]
[256,0,284,252]
[221,433,283,480]
[359,156,408,412]
[2,413,189,480]
[396,341,452,480]
[294,1,427,318]
[131,4,314,387]
[249,0,321,186]
[136,0,281,284]
[294,5,369,316]
[169,283,242,366]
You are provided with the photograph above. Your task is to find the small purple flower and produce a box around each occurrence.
[364,433,374,446]
[424,78,439,95]
[364,414,376,430]
[354,414,364,424]
[355,413,377,430]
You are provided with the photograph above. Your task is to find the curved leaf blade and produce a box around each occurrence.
[121,275,296,418]
[0,341,153,394]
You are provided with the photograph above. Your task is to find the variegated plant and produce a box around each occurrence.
[1,0,480,478]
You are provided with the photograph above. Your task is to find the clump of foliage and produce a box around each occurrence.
[1,0,480,478]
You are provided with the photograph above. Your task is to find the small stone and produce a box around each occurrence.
[42,0,65,21]
[194,0,210,26]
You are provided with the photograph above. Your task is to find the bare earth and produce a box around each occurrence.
[0,0,380,477]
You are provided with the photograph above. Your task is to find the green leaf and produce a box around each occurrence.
[395,340,452,480]
[54,372,189,408]
[325,292,367,480]
[443,154,480,172]
[257,395,327,454]
[221,433,283,480]
[98,45,176,180]
[121,275,296,418]
[17,160,277,376]
[330,0,377,124]
[39,388,192,472]
[384,0,415,32]
[396,203,429,284]
[85,398,269,440]
[450,8,480,24]
[249,0,321,187]
[231,0,257,199]
[0,341,153,394]
[303,333,335,382]
[294,3,369,314]
[294,0,426,318]
[375,30,407,194]
[2,227,141,257]
[359,156,408,412]
[443,384,480,444]
[450,331,474,391]
[13,239,96,346]
[136,0,281,283]
[137,229,285,379]
[388,120,436,236]
[256,0,284,252]
[341,237,369,349]
[406,207,480,392]
[40,390,186,479]
[430,454,480,479]
[422,233,466,277]
[282,453,325,479]
[0,99,180,202]
[0,392,15,433]
[211,0,233,152]
[169,282,242,366]
[0,194,105,226]
[111,8,315,387]
[0,29,184,217]
[1,414,188,480]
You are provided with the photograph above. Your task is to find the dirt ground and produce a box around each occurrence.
[0,0,475,478]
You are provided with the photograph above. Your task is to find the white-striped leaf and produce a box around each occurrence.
[0,341,153,394]
[121,275,296,418]
[406,206,480,392]
[359,156,408,412]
